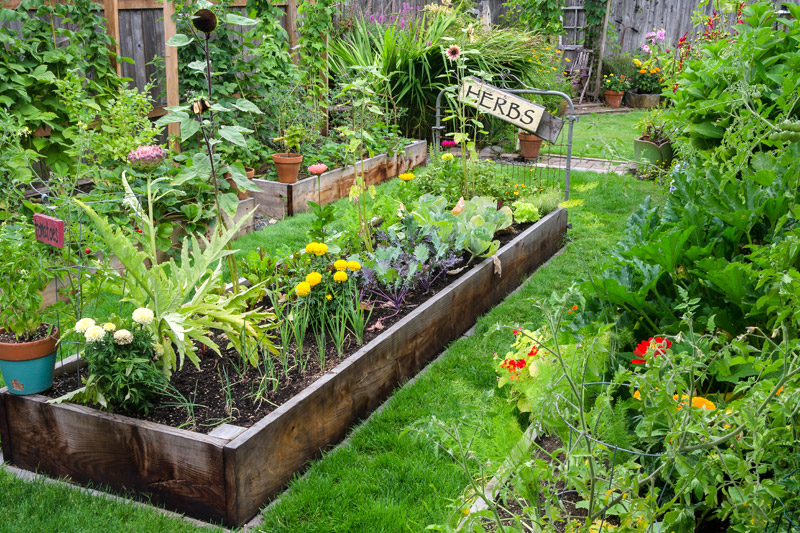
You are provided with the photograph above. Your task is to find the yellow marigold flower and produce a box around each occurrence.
[441,153,454,162]
[305,272,322,286]
[326,294,333,301]
[633,390,641,400]
[295,281,311,297]
[347,260,361,271]
[314,243,328,256]
[633,58,642,67]
[564,57,570,62]
[333,271,348,283]
[305,242,317,254]
[334,259,348,271]
[399,172,414,181]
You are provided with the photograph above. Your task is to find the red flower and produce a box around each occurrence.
[528,346,539,357]
[631,337,672,365]
[135,228,143,234]
[512,329,521,335]
[516,359,527,369]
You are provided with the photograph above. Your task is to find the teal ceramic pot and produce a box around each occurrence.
[0,327,58,395]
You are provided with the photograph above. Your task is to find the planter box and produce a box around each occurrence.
[0,209,568,527]
[251,140,427,219]
[624,93,661,109]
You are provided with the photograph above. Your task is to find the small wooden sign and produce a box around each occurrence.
[33,213,65,248]
[458,78,564,143]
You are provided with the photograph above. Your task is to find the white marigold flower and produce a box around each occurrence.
[113,329,134,345]
[75,318,96,333]
[102,322,116,332]
[132,307,154,325]
[84,325,106,343]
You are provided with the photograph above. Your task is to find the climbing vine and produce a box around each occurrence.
[298,0,335,108]
[502,0,564,34]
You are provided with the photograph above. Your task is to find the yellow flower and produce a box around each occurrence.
[650,68,658,74]
[102,322,116,332]
[347,260,361,271]
[633,58,642,67]
[333,271,348,283]
[333,259,347,271]
[305,272,322,286]
[399,172,414,181]
[441,153,454,162]
[75,318,96,333]
[295,281,311,297]
[564,57,570,62]
[326,294,333,301]
[673,394,716,411]
[314,243,328,256]
[633,390,641,400]
[305,242,317,254]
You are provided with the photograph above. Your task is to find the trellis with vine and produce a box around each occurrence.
[298,0,335,111]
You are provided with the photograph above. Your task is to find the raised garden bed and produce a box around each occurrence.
[252,140,427,218]
[0,208,567,527]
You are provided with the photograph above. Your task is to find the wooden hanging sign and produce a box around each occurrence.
[33,213,65,248]
[458,78,564,143]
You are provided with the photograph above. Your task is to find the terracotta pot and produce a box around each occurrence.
[604,90,624,109]
[225,166,256,200]
[0,326,59,395]
[273,153,303,184]
[518,132,543,159]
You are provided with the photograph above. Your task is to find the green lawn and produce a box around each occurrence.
[544,110,647,161]
[1,169,663,531]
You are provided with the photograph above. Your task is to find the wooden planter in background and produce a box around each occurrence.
[252,140,427,219]
[0,208,568,527]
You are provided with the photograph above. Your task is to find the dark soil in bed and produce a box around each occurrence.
[45,223,534,434]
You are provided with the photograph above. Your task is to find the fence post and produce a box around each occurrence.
[286,0,299,65]
[103,0,121,76]
[162,0,181,151]
[592,0,612,100]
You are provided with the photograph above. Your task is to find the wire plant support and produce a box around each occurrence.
[432,70,578,202]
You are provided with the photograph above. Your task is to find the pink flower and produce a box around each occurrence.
[645,31,656,41]
[441,140,457,148]
[641,43,652,54]
[445,44,462,61]
[656,29,666,41]
[308,163,328,175]
[128,145,168,171]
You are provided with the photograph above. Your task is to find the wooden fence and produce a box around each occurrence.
[0,0,297,139]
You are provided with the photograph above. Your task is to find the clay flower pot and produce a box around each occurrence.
[273,153,304,184]
[518,132,543,160]
[0,326,59,395]
[225,167,256,200]
[604,90,624,109]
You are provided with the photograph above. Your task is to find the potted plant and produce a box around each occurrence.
[634,107,676,168]
[518,129,543,159]
[600,73,631,109]
[272,124,306,184]
[0,217,58,395]
[627,58,664,108]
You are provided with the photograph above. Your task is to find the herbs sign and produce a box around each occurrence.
[458,78,545,133]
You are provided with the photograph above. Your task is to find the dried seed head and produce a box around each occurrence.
[193,9,217,34]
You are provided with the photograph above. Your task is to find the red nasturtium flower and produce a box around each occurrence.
[512,329,521,335]
[528,346,539,357]
[632,336,672,365]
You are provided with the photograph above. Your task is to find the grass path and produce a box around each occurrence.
[0,169,662,532]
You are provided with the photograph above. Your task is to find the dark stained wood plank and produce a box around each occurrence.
[142,8,165,104]
[223,208,568,525]
[2,393,230,522]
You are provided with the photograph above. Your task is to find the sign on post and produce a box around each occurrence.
[457,78,564,143]
[33,213,65,248]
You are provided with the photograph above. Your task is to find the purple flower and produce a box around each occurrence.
[128,145,168,171]
[426,40,431,47]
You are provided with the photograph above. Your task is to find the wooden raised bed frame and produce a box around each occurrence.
[252,140,427,218]
[0,208,568,527]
